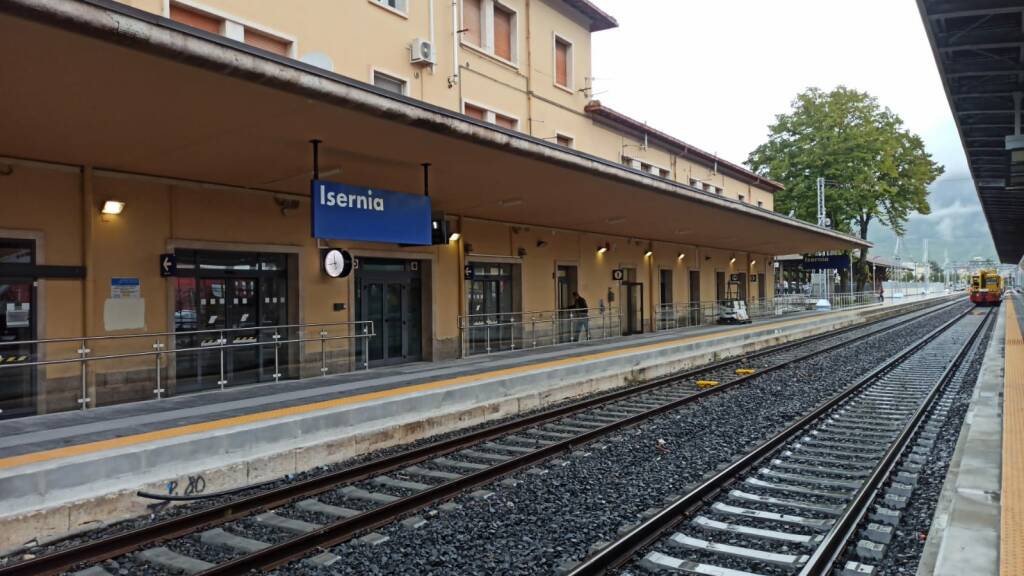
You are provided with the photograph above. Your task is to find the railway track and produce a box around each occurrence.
[566,305,992,576]
[0,299,964,576]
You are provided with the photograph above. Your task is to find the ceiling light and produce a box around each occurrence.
[499,198,524,208]
[101,200,125,215]
[606,217,626,225]
[449,232,462,242]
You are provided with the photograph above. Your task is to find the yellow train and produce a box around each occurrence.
[969,269,1003,305]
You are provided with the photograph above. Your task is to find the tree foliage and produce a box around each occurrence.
[746,87,944,289]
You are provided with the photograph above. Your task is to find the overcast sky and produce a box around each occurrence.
[590,0,994,262]
[590,0,969,180]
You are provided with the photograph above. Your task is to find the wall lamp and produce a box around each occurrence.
[750,259,757,267]
[448,232,462,242]
[597,243,610,254]
[101,200,125,215]
[729,257,737,265]
[677,253,686,262]
[644,249,654,258]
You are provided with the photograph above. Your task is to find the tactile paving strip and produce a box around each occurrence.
[1002,296,1024,575]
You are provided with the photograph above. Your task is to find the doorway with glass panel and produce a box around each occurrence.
[466,262,520,354]
[356,258,423,367]
[173,250,291,393]
[0,238,36,418]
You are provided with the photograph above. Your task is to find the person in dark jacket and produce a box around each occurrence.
[572,291,590,341]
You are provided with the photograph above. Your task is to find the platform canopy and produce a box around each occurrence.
[918,0,1024,264]
[0,0,868,256]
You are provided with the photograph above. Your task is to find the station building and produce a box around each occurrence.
[0,0,867,417]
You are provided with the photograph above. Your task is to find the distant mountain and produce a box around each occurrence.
[866,176,997,265]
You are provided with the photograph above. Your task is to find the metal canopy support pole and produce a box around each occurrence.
[1014,92,1022,136]
[310,139,321,180]
[421,163,431,197]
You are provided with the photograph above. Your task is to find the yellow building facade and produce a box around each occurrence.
[0,0,862,417]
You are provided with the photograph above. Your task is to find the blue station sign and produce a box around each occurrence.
[802,254,850,270]
[311,180,432,245]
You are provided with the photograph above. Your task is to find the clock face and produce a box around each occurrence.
[324,249,346,278]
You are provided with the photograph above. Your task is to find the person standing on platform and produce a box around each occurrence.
[878,286,884,302]
[572,291,590,341]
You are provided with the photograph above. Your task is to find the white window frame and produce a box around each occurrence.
[164,0,298,58]
[552,33,574,93]
[554,131,575,149]
[462,98,520,130]
[461,0,519,67]
[370,67,410,95]
[369,0,409,17]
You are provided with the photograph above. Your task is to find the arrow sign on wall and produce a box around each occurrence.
[159,253,177,277]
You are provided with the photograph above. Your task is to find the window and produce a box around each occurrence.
[463,0,517,64]
[554,36,572,89]
[373,0,408,13]
[169,3,222,33]
[169,2,292,56]
[463,102,518,130]
[757,200,764,208]
[689,178,702,189]
[556,134,574,148]
[493,4,513,61]
[373,70,407,95]
[738,194,745,203]
[244,28,290,56]
[624,156,668,178]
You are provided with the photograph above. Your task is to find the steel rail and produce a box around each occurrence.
[0,298,961,576]
[798,306,995,575]
[196,301,969,574]
[564,304,985,576]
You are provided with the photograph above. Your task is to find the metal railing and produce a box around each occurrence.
[655,292,886,331]
[458,307,621,357]
[0,320,374,414]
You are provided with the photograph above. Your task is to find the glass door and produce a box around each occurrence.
[356,259,423,368]
[0,278,34,417]
[623,281,644,335]
[556,265,577,343]
[227,278,259,384]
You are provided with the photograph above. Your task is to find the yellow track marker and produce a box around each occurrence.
[735,369,755,375]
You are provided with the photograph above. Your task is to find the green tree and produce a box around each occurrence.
[929,260,943,282]
[747,87,944,290]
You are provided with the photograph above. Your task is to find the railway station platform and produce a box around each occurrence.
[0,294,956,554]
[919,292,1021,576]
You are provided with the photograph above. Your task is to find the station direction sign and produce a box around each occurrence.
[802,254,850,270]
[311,180,432,245]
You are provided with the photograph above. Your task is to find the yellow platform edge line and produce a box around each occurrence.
[1002,297,1024,576]
[0,310,856,470]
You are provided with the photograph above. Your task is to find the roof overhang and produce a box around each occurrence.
[917,0,1024,264]
[561,0,618,31]
[0,0,867,256]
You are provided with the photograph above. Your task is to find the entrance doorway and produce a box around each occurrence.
[555,264,578,343]
[0,239,36,418]
[173,250,292,393]
[688,270,701,325]
[623,281,644,335]
[658,269,673,330]
[466,262,520,354]
[356,258,422,367]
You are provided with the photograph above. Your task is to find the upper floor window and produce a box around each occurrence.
[554,36,573,90]
[169,2,292,57]
[373,0,408,14]
[556,133,574,148]
[738,194,746,203]
[624,156,669,178]
[373,70,408,95]
[463,0,518,64]
[464,102,519,130]
[757,200,764,208]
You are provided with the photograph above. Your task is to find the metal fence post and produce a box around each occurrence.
[363,323,370,370]
[217,331,227,391]
[77,338,91,410]
[320,329,328,375]
[485,324,491,354]
[272,329,281,382]
[153,339,165,399]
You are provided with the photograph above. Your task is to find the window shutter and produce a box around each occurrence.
[555,40,568,87]
[169,4,222,34]
[464,103,487,120]
[494,5,513,61]
[495,114,516,129]
[463,0,482,46]
[244,29,290,56]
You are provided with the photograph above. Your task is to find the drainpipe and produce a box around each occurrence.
[525,0,534,136]
[428,0,436,75]
[451,0,459,87]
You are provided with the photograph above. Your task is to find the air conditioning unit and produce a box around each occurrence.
[411,38,436,65]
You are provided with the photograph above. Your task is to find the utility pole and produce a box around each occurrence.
[815,177,829,301]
